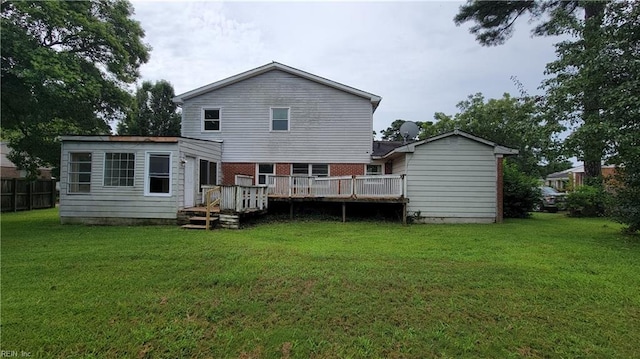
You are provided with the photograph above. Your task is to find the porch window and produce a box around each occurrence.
[270,107,289,131]
[366,164,383,176]
[257,163,275,185]
[203,108,221,131]
[68,153,92,193]
[104,153,135,186]
[146,153,171,195]
[292,163,329,177]
[199,160,217,187]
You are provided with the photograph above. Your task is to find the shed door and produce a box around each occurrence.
[184,157,196,208]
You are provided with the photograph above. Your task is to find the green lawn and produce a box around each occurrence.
[1,209,639,358]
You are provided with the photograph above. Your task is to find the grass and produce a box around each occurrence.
[1,209,639,358]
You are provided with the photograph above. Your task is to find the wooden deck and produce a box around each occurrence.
[190,174,409,228]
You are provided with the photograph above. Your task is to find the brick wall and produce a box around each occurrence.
[275,163,290,176]
[330,163,365,176]
[221,163,255,185]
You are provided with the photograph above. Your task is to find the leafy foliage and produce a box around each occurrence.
[454,0,606,181]
[379,119,424,141]
[1,0,150,177]
[502,161,540,218]
[565,185,608,218]
[420,93,566,178]
[117,80,181,136]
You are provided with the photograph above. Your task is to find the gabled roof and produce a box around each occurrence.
[172,62,382,111]
[378,130,519,159]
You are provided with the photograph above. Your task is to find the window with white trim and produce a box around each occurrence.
[366,164,383,176]
[203,108,221,131]
[104,153,135,186]
[257,163,275,185]
[68,153,92,193]
[270,107,289,131]
[291,163,329,177]
[147,153,171,195]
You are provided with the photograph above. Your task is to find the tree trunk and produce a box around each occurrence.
[581,2,607,184]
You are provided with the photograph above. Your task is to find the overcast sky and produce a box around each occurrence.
[130,1,561,137]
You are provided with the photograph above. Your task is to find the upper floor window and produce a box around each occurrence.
[104,153,135,186]
[68,153,92,193]
[270,107,289,131]
[203,108,221,131]
[146,153,171,195]
[366,164,383,176]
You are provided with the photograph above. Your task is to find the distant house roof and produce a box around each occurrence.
[378,130,519,159]
[172,62,382,112]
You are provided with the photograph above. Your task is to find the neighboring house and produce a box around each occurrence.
[545,165,617,191]
[377,130,518,223]
[59,62,517,224]
[59,136,221,224]
[1,142,52,179]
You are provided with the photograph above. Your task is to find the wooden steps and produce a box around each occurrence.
[180,207,219,230]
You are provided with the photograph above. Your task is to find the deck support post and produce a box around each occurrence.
[289,201,294,220]
[402,202,407,225]
[342,202,347,223]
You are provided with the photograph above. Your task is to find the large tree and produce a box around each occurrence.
[420,93,566,177]
[454,0,608,183]
[1,0,150,177]
[379,119,424,142]
[117,80,181,136]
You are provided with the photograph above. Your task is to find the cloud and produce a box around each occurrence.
[131,1,561,134]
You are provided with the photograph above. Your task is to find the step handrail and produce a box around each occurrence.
[205,186,221,231]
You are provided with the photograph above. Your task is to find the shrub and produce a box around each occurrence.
[503,161,540,218]
[565,185,608,217]
[609,166,640,233]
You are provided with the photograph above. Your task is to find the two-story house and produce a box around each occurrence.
[59,62,517,225]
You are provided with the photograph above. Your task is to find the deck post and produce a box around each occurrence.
[342,202,346,223]
[289,200,294,220]
[402,202,407,225]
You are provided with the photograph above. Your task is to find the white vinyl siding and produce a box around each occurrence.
[60,138,222,221]
[406,136,497,223]
[181,70,373,163]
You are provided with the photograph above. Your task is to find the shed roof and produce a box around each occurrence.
[379,130,519,159]
[172,62,382,112]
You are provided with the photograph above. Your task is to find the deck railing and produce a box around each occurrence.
[220,185,268,213]
[204,186,221,231]
[234,174,254,186]
[267,174,406,199]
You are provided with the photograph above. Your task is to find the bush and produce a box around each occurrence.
[565,185,608,217]
[609,166,640,233]
[503,162,540,218]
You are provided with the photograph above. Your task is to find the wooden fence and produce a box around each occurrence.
[1,178,57,212]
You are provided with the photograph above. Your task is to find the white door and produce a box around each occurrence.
[184,157,195,208]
